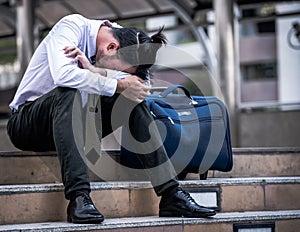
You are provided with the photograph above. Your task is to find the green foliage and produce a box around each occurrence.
[0,37,17,64]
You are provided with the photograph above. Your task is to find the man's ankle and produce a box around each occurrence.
[162,186,181,197]
[68,189,90,201]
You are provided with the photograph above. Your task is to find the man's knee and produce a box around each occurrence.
[55,87,77,99]
[53,87,82,108]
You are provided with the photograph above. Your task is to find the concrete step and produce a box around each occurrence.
[0,177,299,224]
[0,210,299,232]
[187,147,300,179]
[0,150,118,184]
[1,147,299,184]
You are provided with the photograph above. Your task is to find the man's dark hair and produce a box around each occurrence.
[112,26,167,79]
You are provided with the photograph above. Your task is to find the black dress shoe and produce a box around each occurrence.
[67,192,104,224]
[159,187,216,218]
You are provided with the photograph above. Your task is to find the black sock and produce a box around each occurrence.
[162,185,182,197]
[68,189,90,201]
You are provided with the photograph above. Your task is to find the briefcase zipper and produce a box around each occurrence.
[151,111,174,124]
[168,117,175,125]
[150,111,222,125]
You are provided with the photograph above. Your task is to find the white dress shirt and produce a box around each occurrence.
[10,14,124,110]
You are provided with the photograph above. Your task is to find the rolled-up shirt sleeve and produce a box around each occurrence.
[45,15,117,96]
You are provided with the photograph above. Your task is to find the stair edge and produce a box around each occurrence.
[0,210,299,231]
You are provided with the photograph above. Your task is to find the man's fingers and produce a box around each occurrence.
[63,46,77,51]
[121,83,150,102]
[71,56,79,63]
[64,47,84,58]
[66,49,80,57]
[63,46,76,53]
[140,89,150,98]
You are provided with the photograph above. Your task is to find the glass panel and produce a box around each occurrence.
[108,0,156,17]
[0,21,13,37]
[35,1,72,27]
[151,0,173,12]
[239,228,272,232]
[64,0,117,19]
[240,63,277,81]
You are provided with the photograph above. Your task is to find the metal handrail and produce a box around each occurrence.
[239,100,300,111]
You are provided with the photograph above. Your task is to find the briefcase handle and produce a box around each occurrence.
[159,84,199,105]
[159,85,191,98]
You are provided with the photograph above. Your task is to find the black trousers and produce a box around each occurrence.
[7,87,178,198]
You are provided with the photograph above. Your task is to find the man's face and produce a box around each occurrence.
[95,50,137,74]
[95,27,137,73]
[95,50,126,70]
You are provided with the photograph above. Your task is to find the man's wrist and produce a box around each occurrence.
[116,79,125,93]
[88,66,107,76]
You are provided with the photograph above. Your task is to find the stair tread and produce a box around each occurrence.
[0,210,299,231]
[1,147,300,157]
[232,147,300,154]
[1,177,299,194]
[0,150,120,157]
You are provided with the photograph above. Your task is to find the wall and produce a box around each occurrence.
[239,109,300,147]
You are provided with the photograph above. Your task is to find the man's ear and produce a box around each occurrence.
[107,42,119,52]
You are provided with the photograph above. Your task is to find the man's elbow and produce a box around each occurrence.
[52,68,80,86]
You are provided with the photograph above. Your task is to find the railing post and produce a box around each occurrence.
[16,0,35,80]
[213,0,240,146]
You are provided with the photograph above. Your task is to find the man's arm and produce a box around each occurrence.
[45,14,117,96]
[63,43,151,103]
[64,45,107,76]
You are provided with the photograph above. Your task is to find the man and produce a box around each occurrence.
[7,14,215,224]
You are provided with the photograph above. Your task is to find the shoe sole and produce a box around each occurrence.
[67,215,104,224]
[159,210,216,218]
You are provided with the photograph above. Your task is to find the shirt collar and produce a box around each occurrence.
[87,19,107,62]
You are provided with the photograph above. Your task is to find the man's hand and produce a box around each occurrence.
[116,76,151,103]
[64,46,107,76]
[64,46,92,69]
